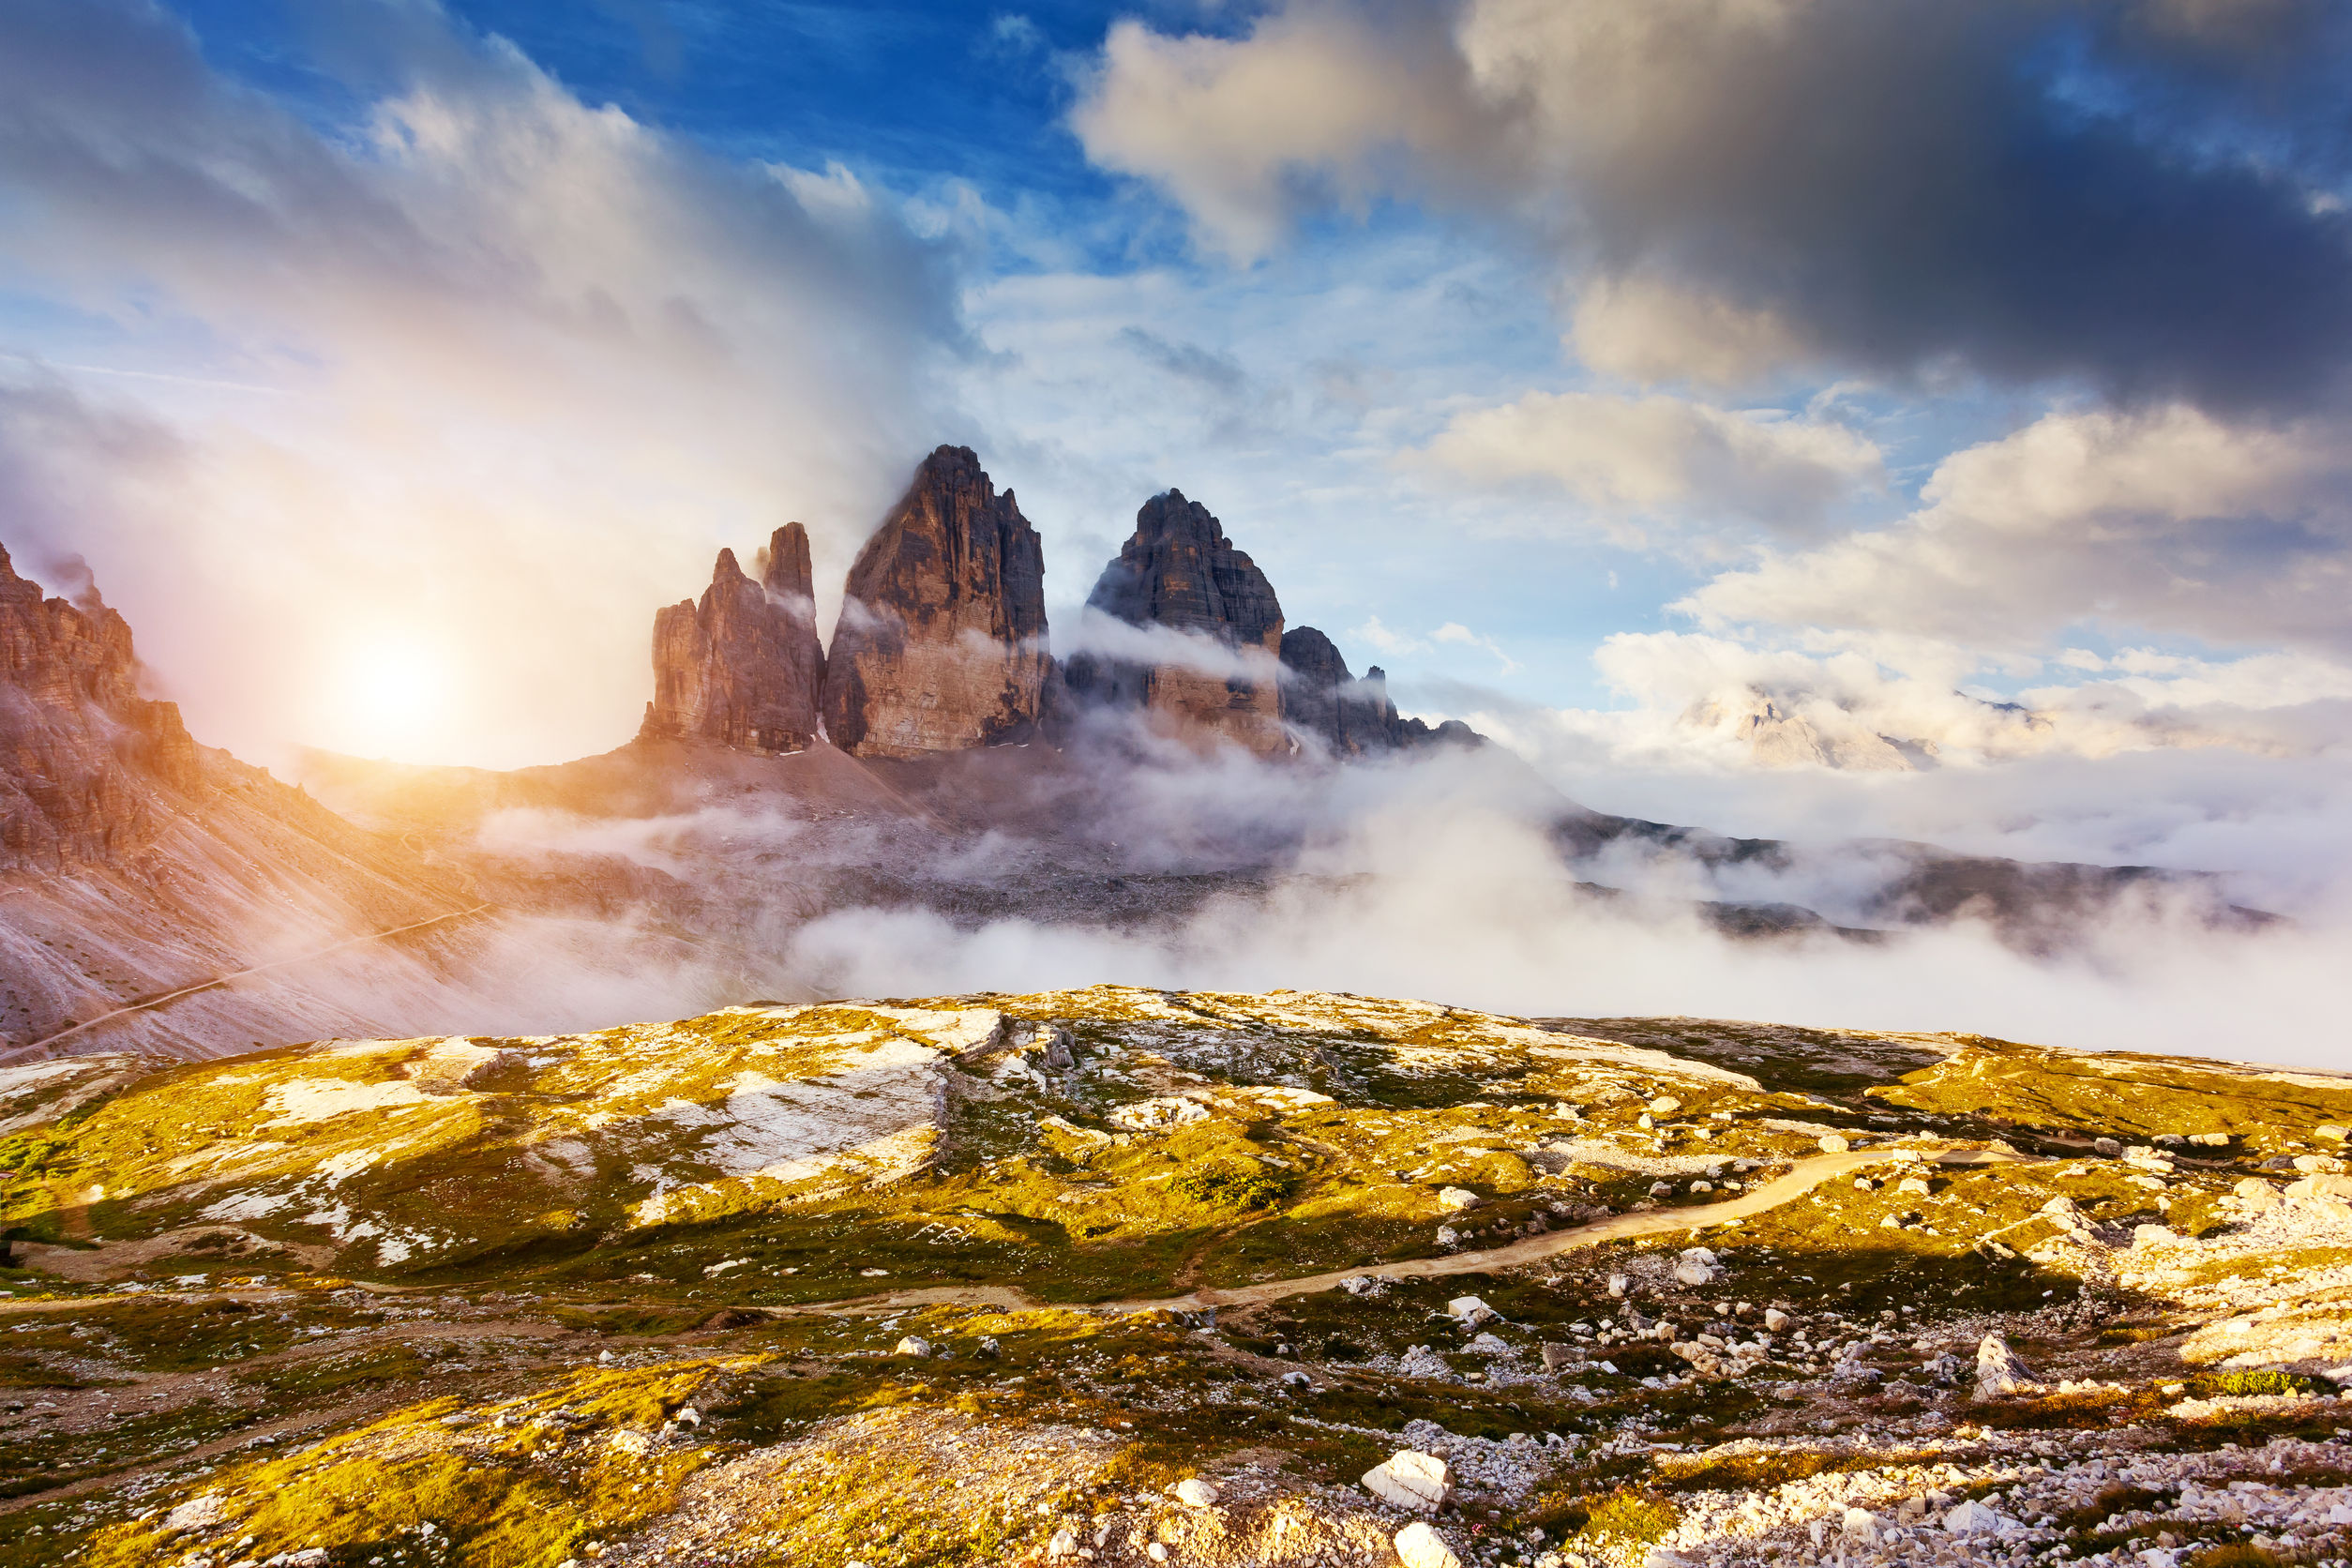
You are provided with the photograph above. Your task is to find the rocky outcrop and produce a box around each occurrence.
[1,542,199,872]
[641,524,824,754]
[1279,626,1479,756]
[822,446,1050,759]
[1064,490,1288,755]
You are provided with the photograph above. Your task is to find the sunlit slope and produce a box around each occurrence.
[6,988,2345,1305]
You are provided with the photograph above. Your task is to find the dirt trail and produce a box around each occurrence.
[8,901,492,1059]
[820,1145,2031,1318]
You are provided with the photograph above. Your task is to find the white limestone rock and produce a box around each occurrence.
[1364,1449,1452,1513]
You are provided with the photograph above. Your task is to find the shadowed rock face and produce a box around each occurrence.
[1279,626,1480,758]
[641,523,825,754]
[822,446,1049,759]
[0,542,199,871]
[1067,490,1288,755]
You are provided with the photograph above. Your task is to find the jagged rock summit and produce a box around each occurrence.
[641,523,824,755]
[821,445,1050,759]
[1278,626,1475,757]
[0,541,199,870]
[1065,488,1289,755]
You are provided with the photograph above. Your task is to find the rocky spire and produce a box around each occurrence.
[641,522,825,754]
[1065,490,1287,755]
[1,542,200,871]
[821,445,1050,759]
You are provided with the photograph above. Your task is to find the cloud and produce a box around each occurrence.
[1432,621,1519,674]
[1076,0,2352,410]
[1681,403,2352,652]
[1563,629,2352,771]
[1057,606,1284,684]
[0,0,963,768]
[1071,4,1494,264]
[1417,389,1882,536]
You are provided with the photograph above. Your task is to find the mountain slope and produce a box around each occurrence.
[0,544,478,1061]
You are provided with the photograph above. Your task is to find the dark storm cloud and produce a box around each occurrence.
[1078,0,2352,411]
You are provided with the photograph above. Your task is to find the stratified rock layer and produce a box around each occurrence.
[642,524,825,754]
[1067,490,1287,755]
[822,446,1049,759]
[0,543,198,871]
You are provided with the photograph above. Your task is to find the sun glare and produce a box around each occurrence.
[330,630,457,760]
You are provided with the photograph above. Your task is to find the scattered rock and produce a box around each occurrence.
[1673,1247,1719,1288]
[1541,1343,1577,1371]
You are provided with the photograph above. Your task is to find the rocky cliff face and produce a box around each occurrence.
[641,524,825,754]
[822,446,1050,759]
[1,539,478,1058]
[1279,626,1480,757]
[0,542,200,872]
[1065,490,1288,755]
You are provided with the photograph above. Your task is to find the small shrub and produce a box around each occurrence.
[1172,1167,1292,1213]
[2201,1369,2329,1399]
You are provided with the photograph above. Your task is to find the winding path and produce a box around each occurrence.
[8,902,491,1058]
[810,1143,2033,1318]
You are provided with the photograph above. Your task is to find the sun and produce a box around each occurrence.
[330,629,456,759]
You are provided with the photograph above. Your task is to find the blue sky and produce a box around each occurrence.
[3,0,2351,897]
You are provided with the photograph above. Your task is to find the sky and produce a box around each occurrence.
[3,0,2352,925]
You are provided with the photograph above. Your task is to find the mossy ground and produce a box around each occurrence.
[4,988,2348,1565]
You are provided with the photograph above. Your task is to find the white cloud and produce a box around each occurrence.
[0,1,961,769]
[1071,6,1489,264]
[1432,621,1520,674]
[1567,275,1812,389]
[1681,403,2352,650]
[1417,389,1882,536]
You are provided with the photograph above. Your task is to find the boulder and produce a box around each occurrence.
[2289,1173,2352,1201]
[822,445,1050,758]
[1541,1343,1577,1370]
[641,524,824,753]
[1943,1499,2003,1535]
[2234,1177,2283,1211]
[1448,1295,1500,1326]
[1974,1333,2037,1397]
[1437,1187,1483,1212]
[1818,1135,1850,1153]
[1363,1449,1451,1512]
[1394,1522,1464,1568]
[894,1335,934,1357]
[1172,1477,1220,1508]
